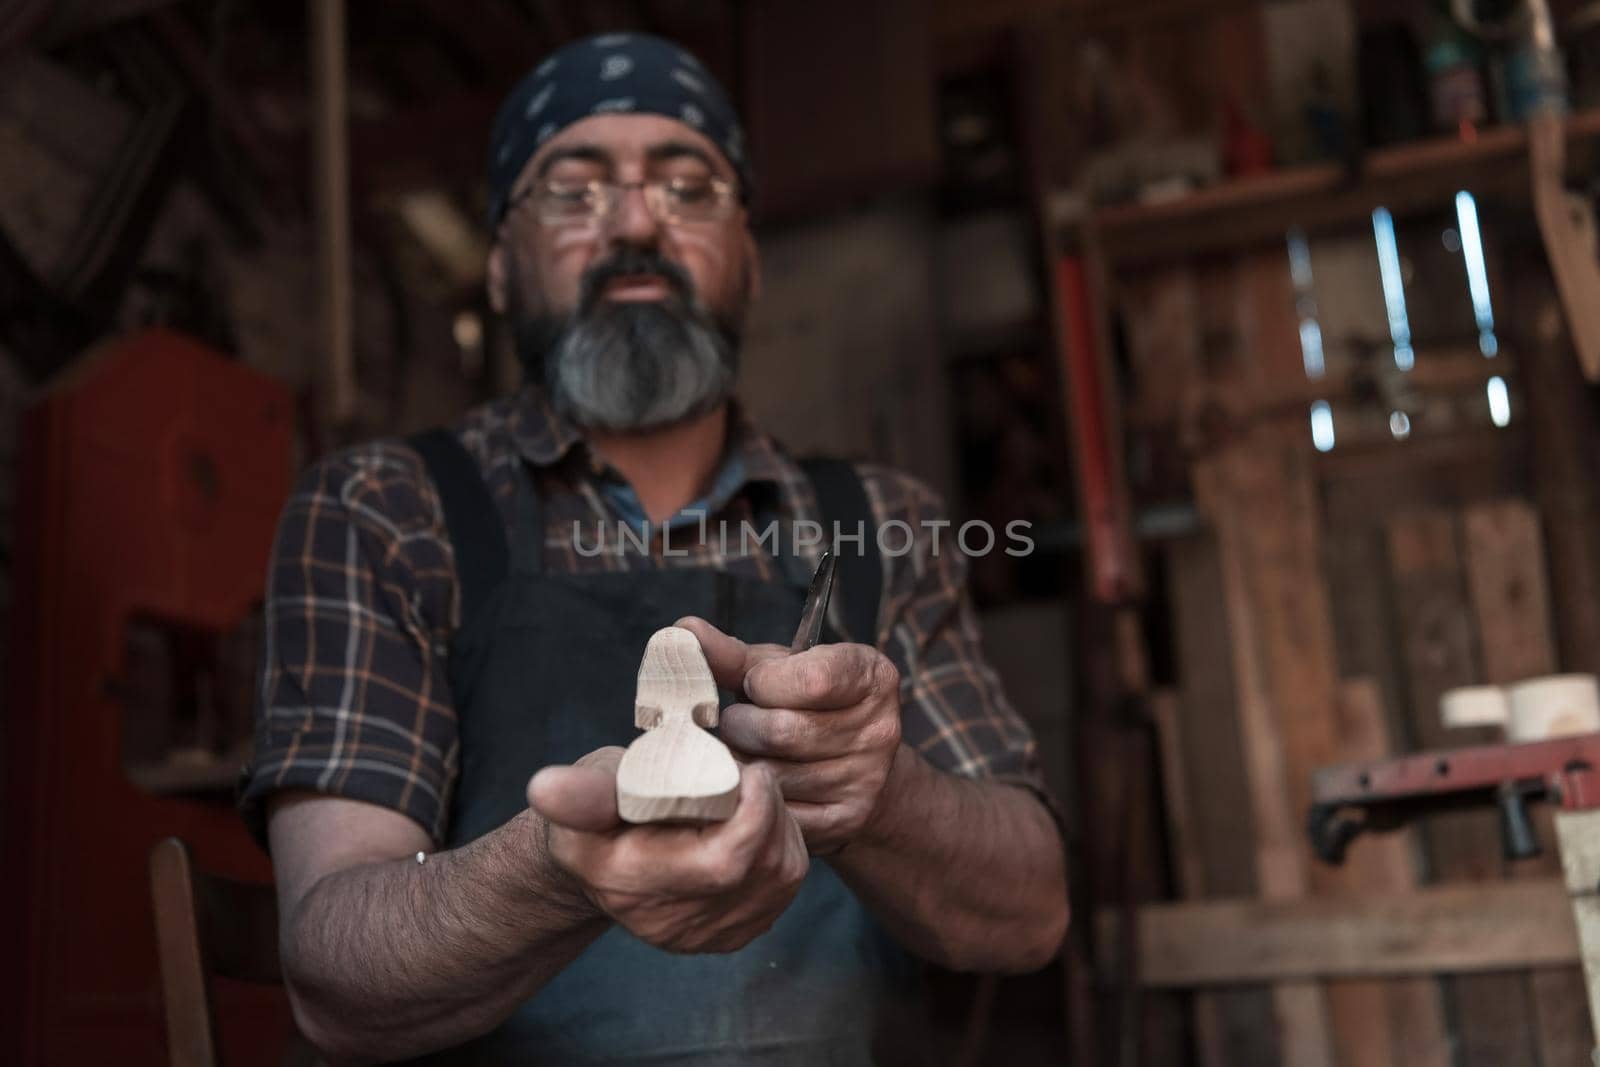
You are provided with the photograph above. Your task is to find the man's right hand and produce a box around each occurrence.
[527,747,809,954]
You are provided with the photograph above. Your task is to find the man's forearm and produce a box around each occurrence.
[833,746,1068,973]
[282,809,608,1063]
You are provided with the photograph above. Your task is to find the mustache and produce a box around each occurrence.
[577,247,695,314]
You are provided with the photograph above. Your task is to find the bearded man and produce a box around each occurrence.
[241,32,1067,1066]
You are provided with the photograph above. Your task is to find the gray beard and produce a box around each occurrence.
[536,298,738,432]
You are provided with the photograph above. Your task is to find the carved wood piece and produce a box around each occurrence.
[617,627,739,824]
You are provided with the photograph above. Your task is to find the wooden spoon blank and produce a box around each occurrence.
[617,626,739,823]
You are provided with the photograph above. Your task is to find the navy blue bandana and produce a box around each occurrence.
[485,32,751,229]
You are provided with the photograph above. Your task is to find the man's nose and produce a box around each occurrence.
[607,183,661,244]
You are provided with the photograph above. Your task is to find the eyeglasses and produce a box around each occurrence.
[507,175,739,227]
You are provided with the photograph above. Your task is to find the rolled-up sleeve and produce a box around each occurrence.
[238,443,460,846]
[865,467,1061,825]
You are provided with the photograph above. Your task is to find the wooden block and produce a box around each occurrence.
[617,627,739,824]
[1096,879,1579,987]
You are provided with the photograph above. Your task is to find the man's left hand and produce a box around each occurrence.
[675,616,902,855]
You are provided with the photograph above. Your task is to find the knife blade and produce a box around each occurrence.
[790,551,837,652]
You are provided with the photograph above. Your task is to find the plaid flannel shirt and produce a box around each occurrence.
[240,388,1050,844]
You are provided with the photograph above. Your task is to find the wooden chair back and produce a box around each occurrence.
[148,836,284,1066]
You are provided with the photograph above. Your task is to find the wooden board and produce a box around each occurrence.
[1330,679,1450,1067]
[1555,809,1600,1046]
[1385,511,1541,1067]
[1096,879,1579,986]
[1516,264,1600,680]
[617,627,739,823]
[1151,690,1232,1067]
[1194,444,1336,1067]
[1463,500,1557,685]
[1529,109,1600,382]
[1165,537,1281,1066]
[1461,500,1594,1064]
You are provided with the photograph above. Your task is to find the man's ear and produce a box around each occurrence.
[486,242,509,315]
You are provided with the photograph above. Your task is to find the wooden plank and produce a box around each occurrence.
[1213,442,1398,1067]
[1519,271,1600,680]
[1200,439,1422,1067]
[1530,110,1600,381]
[1234,248,1305,397]
[1323,529,1407,754]
[1461,500,1594,1065]
[1195,443,1336,1067]
[1323,534,1436,1067]
[1096,879,1579,986]
[1463,500,1557,684]
[1118,267,1199,429]
[1331,679,1450,1067]
[1165,536,1280,1066]
[1318,429,1530,530]
[1386,511,1541,1067]
[1150,691,1232,1067]
[1555,809,1600,1045]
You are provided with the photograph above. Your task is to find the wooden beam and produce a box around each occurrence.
[1096,879,1579,987]
[1194,443,1335,1067]
[1530,110,1600,381]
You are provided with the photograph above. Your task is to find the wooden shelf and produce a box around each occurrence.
[1070,109,1600,268]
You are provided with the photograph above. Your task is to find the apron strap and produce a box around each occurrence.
[798,457,882,646]
[406,428,882,643]
[406,428,510,627]
[506,459,545,576]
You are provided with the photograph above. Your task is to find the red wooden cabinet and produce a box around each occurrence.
[6,329,296,1065]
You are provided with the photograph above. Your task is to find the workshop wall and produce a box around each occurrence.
[742,203,952,500]
[8,1,1600,1065]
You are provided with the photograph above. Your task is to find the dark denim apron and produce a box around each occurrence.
[407,435,921,1065]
